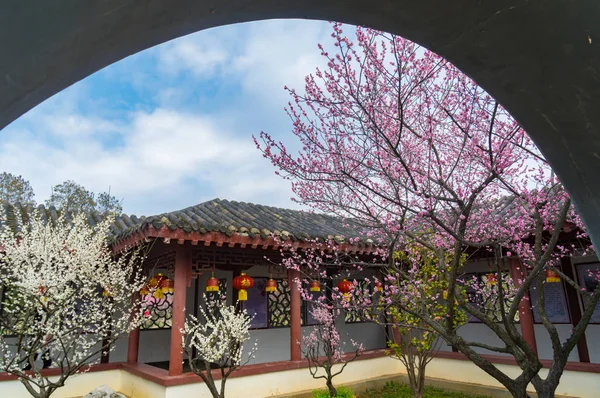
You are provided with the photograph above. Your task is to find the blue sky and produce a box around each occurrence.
[0,19,336,216]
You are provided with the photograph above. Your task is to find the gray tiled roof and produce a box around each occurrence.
[0,199,368,245]
[112,198,366,243]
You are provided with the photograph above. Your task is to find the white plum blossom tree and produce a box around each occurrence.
[0,212,145,398]
[183,299,258,398]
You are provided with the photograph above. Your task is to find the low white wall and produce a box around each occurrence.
[426,357,600,398]
[1,355,599,397]
[0,369,122,398]
[162,356,405,398]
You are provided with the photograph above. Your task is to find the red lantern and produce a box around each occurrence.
[546,269,561,283]
[232,272,254,301]
[309,280,321,292]
[485,273,497,286]
[373,280,383,292]
[266,277,277,293]
[206,274,220,293]
[139,284,149,296]
[337,279,353,297]
[149,273,166,288]
[140,273,172,299]
[160,278,174,294]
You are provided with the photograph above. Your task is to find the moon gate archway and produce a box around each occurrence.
[2,1,600,245]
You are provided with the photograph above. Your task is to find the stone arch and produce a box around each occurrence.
[2,1,600,244]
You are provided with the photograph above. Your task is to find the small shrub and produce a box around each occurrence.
[359,382,490,398]
[313,385,355,398]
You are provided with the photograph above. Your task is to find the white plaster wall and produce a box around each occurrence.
[247,328,291,364]
[110,336,129,363]
[534,323,579,362]
[244,321,386,365]
[138,329,171,363]
[338,321,387,351]
[436,323,517,356]
[437,323,581,362]
[585,325,600,363]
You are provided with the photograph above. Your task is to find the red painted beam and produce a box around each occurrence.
[111,225,377,254]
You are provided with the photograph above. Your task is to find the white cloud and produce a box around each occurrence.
[0,105,297,215]
[0,20,339,216]
[156,19,333,107]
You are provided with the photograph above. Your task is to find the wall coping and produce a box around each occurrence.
[122,349,387,387]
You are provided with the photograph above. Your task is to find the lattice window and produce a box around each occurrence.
[268,279,300,328]
[140,286,173,330]
[0,284,32,335]
[344,279,371,323]
[462,272,518,323]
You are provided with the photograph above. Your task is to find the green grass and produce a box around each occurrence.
[313,386,355,398]
[359,382,490,398]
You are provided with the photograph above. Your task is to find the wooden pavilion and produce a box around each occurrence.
[107,198,383,376]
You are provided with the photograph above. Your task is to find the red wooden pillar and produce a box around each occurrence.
[169,246,191,376]
[508,258,538,355]
[560,257,590,362]
[127,327,140,364]
[288,269,302,361]
[127,292,140,364]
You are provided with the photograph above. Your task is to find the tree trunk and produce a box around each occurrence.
[203,376,221,398]
[505,384,532,398]
[414,361,426,398]
[219,374,228,398]
[532,374,560,398]
[326,378,337,397]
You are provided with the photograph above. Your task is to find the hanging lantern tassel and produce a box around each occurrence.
[206,273,220,293]
[546,269,561,283]
[266,275,277,293]
[233,272,254,301]
[309,280,321,292]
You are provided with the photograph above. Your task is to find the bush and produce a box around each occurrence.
[360,381,489,398]
[312,385,355,398]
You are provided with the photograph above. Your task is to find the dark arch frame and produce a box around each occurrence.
[2,0,600,246]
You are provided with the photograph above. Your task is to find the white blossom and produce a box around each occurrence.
[0,211,145,398]
[183,297,257,398]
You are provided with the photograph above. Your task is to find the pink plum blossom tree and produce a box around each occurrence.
[301,302,362,397]
[256,23,598,398]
